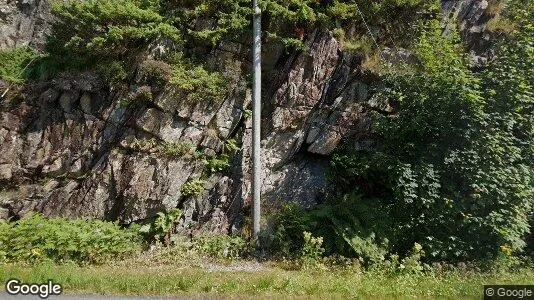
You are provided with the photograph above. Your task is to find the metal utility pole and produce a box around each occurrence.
[252,0,262,238]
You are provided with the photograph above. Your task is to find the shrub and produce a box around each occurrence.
[383,243,427,275]
[0,47,40,84]
[0,214,141,264]
[328,15,534,262]
[269,203,312,258]
[95,61,128,84]
[169,59,229,104]
[32,0,182,80]
[138,59,172,86]
[181,180,205,198]
[307,193,390,265]
[47,0,181,60]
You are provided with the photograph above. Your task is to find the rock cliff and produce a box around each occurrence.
[0,0,495,233]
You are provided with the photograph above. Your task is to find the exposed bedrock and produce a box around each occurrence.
[0,0,495,233]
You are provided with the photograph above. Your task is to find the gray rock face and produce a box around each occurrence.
[442,0,495,64]
[239,31,375,207]
[0,1,497,234]
[0,57,251,231]
[0,0,51,50]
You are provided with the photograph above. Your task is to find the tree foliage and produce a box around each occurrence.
[48,0,181,61]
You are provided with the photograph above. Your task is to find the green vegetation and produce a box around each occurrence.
[260,0,439,50]
[0,0,440,83]
[299,232,325,268]
[139,209,182,246]
[193,235,250,259]
[0,214,140,264]
[169,58,229,104]
[1,211,533,298]
[0,47,40,84]
[321,1,534,263]
[157,141,194,158]
[181,179,205,198]
[203,154,231,174]
[47,0,181,61]
[224,139,240,153]
[1,262,533,298]
[1,2,533,298]
[265,202,311,259]
[256,0,534,267]
[127,138,197,159]
[96,61,128,84]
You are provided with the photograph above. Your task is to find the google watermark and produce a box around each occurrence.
[5,279,62,299]
[485,285,534,299]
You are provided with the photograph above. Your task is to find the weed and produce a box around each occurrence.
[168,55,229,104]
[299,231,325,269]
[203,155,230,174]
[157,141,194,159]
[139,209,182,246]
[181,180,205,198]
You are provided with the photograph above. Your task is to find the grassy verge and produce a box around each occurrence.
[1,262,533,298]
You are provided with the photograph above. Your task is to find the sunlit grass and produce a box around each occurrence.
[1,261,533,298]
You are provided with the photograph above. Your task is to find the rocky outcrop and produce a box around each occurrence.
[0,0,498,233]
[442,0,495,64]
[240,30,375,208]
[0,0,51,50]
[0,54,251,232]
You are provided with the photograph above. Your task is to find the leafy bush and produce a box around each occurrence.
[268,203,312,258]
[382,243,427,275]
[307,193,390,265]
[328,13,534,262]
[181,180,205,198]
[0,214,141,264]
